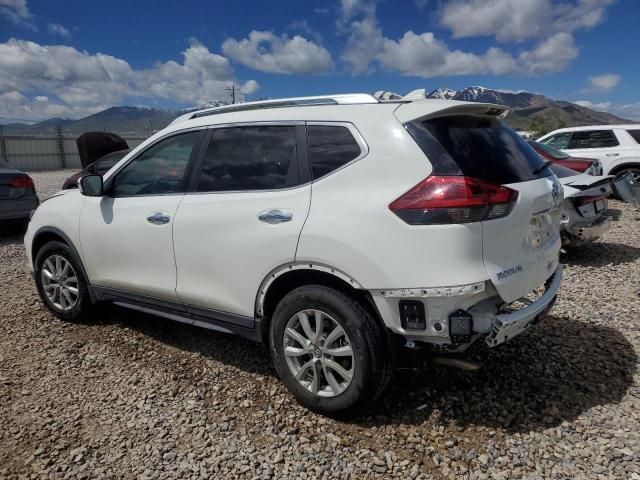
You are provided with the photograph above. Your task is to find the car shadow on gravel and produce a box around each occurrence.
[562,241,640,267]
[0,223,26,243]
[94,305,275,377]
[96,306,635,435]
[355,314,636,433]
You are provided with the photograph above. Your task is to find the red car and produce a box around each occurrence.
[528,141,602,175]
[62,132,130,189]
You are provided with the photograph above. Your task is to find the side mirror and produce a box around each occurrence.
[79,174,103,196]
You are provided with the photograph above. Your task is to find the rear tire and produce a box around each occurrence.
[34,241,93,322]
[269,285,391,414]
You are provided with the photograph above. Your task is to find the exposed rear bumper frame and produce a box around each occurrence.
[486,265,562,347]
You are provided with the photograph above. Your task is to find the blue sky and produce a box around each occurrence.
[1,0,638,122]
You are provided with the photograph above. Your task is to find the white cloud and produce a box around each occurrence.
[222,31,333,74]
[574,100,640,121]
[0,0,35,29]
[439,0,615,42]
[340,0,376,21]
[517,32,578,75]
[575,100,612,110]
[342,14,575,77]
[47,23,70,37]
[612,103,640,121]
[587,73,621,92]
[0,38,259,121]
[0,0,29,22]
[287,20,323,43]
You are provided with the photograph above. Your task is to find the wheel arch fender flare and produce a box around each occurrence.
[32,226,96,303]
[255,262,366,318]
[609,158,640,175]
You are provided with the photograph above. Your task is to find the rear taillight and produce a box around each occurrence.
[9,175,35,191]
[569,159,593,173]
[389,175,518,225]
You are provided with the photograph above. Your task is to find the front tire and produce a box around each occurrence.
[269,285,391,414]
[34,241,93,322]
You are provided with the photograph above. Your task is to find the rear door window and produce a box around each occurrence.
[197,126,299,192]
[307,125,361,179]
[627,130,640,143]
[569,130,619,149]
[406,115,551,184]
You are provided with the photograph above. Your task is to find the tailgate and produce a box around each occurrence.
[482,176,563,303]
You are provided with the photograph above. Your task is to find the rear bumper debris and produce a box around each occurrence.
[485,265,562,347]
[567,216,612,243]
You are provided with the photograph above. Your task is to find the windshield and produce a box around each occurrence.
[530,141,570,160]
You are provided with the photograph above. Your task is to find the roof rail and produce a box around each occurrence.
[176,94,379,123]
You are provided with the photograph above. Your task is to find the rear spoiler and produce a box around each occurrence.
[394,100,511,124]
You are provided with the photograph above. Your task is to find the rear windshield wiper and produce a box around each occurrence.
[533,160,553,175]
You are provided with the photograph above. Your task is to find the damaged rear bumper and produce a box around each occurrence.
[566,216,612,244]
[485,265,562,347]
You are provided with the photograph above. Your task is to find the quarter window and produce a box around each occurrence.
[569,130,619,149]
[197,126,298,192]
[541,132,571,149]
[627,130,640,143]
[307,125,361,179]
[111,131,201,197]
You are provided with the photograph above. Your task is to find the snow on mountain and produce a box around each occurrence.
[185,99,228,112]
[373,90,402,101]
[428,88,457,100]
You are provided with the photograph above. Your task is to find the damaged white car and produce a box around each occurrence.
[552,165,640,247]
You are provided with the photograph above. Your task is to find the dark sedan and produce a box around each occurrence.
[0,157,39,227]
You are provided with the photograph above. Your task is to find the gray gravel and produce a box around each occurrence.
[1,171,639,479]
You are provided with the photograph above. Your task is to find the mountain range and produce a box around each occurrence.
[1,87,632,137]
[425,86,631,129]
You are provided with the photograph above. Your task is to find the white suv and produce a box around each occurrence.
[538,125,640,181]
[25,94,563,413]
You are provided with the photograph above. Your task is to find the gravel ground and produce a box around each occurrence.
[1,170,639,479]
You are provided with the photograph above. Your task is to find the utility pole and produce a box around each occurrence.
[55,126,66,169]
[226,85,236,104]
[0,124,7,161]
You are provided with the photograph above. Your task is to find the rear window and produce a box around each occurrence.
[307,125,361,179]
[627,130,640,143]
[406,115,551,184]
[569,130,619,149]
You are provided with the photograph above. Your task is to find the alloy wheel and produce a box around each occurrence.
[283,309,354,397]
[40,255,79,311]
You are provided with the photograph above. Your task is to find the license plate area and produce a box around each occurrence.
[528,211,556,250]
[594,199,606,212]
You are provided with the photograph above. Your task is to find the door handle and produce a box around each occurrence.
[258,209,293,224]
[606,153,620,157]
[147,212,171,225]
